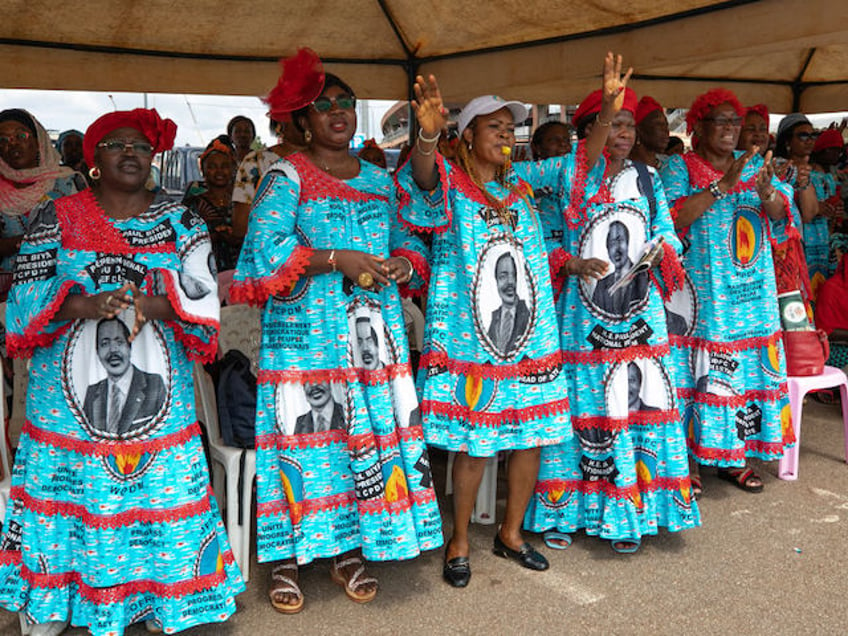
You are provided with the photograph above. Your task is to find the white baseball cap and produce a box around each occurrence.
[457,95,528,135]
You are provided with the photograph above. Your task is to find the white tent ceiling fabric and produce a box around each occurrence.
[0,0,845,111]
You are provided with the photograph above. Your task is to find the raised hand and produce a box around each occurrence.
[411,74,447,138]
[601,52,633,116]
[755,150,776,199]
[719,146,757,192]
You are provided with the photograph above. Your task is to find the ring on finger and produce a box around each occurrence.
[358,272,374,289]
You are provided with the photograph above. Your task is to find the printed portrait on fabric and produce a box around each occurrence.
[346,296,400,371]
[664,272,697,337]
[578,205,650,322]
[603,357,674,418]
[63,310,171,440]
[690,349,740,397]
[473,234,537,361]
[275,380,348,436]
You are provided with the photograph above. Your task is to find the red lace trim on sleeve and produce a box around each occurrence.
[230,245,314,306]
[562,140,591,229]
[6,279,80,358]
[548,247,572,303]
[391,246,430,298]
[395,154,452,235]
[168,321,219,364]
[656,240,685,301]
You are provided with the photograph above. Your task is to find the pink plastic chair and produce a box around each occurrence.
[778,365,848,480]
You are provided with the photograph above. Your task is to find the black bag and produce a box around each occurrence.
[217,349,257,449]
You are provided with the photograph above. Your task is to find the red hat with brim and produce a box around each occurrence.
[814,128,845,153]
[84,108,177,167]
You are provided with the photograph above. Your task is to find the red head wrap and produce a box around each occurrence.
[573,88,638,127]
[745,103,770,129]
[685,88,743,135]
[84,108,176,167]
[82,108,177,166]
[635,96,663,126]
[814,128,845,153]
[263,48,325,121]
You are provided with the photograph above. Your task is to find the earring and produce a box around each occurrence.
[88,166,101,180]
[304,130,313,144]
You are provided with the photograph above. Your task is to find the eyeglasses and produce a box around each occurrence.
[0,131,33,146]
[96,140,154,155]
[311,95,356,113]
[703,116,743,128]
[794,131,820,142]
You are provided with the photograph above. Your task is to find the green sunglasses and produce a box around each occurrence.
[311,94,356,113]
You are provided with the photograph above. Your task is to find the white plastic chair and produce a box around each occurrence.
[194,303,262,582]
[445,452,500,525]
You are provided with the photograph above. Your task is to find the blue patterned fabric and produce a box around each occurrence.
[525,159,700,542]
[808,169,840,285]
[0,190,244,635]
[659,151,793,466]
[396,153,584,458]
[233,153,443,566]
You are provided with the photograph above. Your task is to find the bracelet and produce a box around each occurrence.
[327,249,337,272]
[708,180,727,200]
[596,115,612,127]
[416,137,436,156]
[397,256,414,283]
[418,129,441,144]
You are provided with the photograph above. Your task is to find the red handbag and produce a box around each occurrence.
[783,329,830,377]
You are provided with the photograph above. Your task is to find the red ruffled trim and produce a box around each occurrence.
[656,241,685,301]
[391,247,430,298]
[677,385,788,407]
[562,344,670,365]
[421,397,570,428]
[669,333,781,353]
[394,154,452,234]
[167,322,218,364]
[689,439,789,462]
[257,488,436,519]
[23,420,201,456]
[11,560,233,603]
[230,245,314,306]
[571,410,679,431]
[448,161,533,210]
[288,153,390,205]
[419,350,562,380]
[536,475,693,500]
[683,151,758,193]
[256,426,425,452]
[58,190,174,255]
[548,248,572,302]
[563,141,593,229]
[257,362,412,386]
[9,484,213,529]
[7,280,79,358]
[158,270,220,330]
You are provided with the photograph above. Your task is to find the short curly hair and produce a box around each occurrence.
[685,88,744,135]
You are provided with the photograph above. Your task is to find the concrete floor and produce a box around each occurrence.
[3,399,847,635]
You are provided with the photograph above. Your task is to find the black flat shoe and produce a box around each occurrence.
[442,553,471,588]
[493,533,549,571]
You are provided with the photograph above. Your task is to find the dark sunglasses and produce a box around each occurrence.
[794,131,820,142]
[703,116,743,128]
[97,140,154,155]
[0,131,33,146]
[311,95,356,113]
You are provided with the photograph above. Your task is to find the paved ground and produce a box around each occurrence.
[2,399,847,635]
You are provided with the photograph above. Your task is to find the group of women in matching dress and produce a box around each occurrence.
[0,46,811,634]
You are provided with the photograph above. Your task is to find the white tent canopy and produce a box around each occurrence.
[1,0,846,112]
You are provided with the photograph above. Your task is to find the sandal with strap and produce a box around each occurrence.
[610,538,641,554]
[543,531,573,551]
[690,473,703,500]
[331,556,378,604]
[717,466,764,493]
[269,562,304,614]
